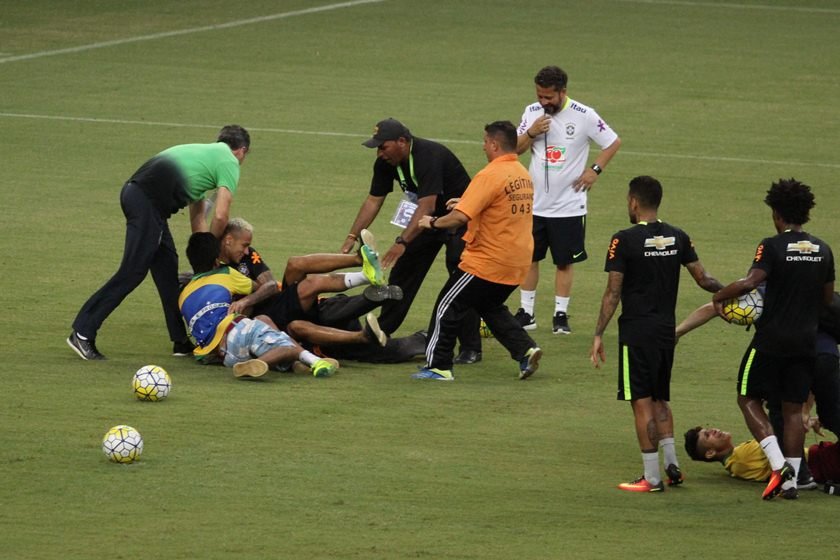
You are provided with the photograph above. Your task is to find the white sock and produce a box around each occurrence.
[759,435,786,471]
[555,296,570,315]
[784,457,801,489]
[343,271,368,289]
[659,437,678,468]
[298,351,319,366]
[643,451,661,485]
[520,290,536,315]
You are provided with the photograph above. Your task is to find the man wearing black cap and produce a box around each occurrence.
[340,118,481,364]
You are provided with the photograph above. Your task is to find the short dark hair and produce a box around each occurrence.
[534,66,568,91]
[484,120,517,152]
[764,178,815,225]
[683,426,714,462]
[217,124,250,150]
[628,175,663,209]
[187,232,221,273]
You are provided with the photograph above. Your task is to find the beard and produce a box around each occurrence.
[542,103,560,115]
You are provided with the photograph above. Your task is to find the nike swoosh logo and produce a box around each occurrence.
[573,251,585,258]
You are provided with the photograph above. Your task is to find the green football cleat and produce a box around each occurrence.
[361,245,385,287]
[311,359,338,378]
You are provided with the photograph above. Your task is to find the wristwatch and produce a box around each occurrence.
[394,236,407,245]
[590,163,603,175]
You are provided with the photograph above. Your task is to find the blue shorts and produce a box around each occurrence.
[221,318,297,368]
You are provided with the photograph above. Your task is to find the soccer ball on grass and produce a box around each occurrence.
[102,425,143,463]
[132,365,171,401]
[721,289,764,326]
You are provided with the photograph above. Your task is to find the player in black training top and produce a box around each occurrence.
[713,178,835,501]
[590,176,722,493]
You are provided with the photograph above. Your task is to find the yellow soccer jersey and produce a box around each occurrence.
[724,440,772,482]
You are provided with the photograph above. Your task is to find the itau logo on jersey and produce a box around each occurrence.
[545,145,566,166]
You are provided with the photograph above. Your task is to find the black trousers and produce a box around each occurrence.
[381,228,481,352]
[426,269,536,371]
[72,182,187,343]
[770,352,840,438]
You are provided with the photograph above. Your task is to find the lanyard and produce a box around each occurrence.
[395,140,417,192]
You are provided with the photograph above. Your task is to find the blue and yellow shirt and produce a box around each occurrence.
[178,266,252,356]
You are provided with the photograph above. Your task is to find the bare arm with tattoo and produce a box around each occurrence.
[590,271,623,368]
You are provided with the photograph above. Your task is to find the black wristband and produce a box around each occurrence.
[429,216,439,230]
[395,236,407,245]
[526,130,536,139]
[591,163,603,175]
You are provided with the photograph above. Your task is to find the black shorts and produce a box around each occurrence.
[251,282,304,331]
[736,344,813,403]
[617,343,674,402]
[532,215,587,266]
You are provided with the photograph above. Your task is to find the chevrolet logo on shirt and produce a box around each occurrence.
[787,241,819,254]
[644,236,677,256]
[786,240,823,262]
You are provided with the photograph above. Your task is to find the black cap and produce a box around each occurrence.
[362,118,411,148]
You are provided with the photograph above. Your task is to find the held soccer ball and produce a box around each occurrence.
[102,425,143,463]
[132,365,171,401]
[722,289,764,326]
[479,319,494,338]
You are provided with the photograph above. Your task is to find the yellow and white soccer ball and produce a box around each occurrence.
[102,425,143,463]
[132,365,171,401]
[722,289,764,326]
[479,319,494,339]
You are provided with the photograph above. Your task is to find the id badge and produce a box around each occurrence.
[390,194,418,229]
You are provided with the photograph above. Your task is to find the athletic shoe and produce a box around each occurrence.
[360,245,385,287]
[453,350,482,364]
[514,308,536,330]
[363,312,387,347]
[781,486,799,500]
[552,312,571,335]
[67,331,106,360]
[618,476,665,493]
[762,461,794,500]
[311,359,338,378]
[360,228,377,252]
[665,464,684,486]
[411,367,454,381]
[233,359,269,378]
[172,338,196,356]
[292,358,339,375]
[363,284,403,302]
[797,475,818,491]
[518,347,542,380]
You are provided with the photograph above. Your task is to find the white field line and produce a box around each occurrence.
[0,0,386,65]
[609,0,840,14]
[2,111,839,169]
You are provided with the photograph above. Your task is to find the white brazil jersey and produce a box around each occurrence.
[518,98,618,217]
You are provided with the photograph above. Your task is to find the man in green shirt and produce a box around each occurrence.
[68,125,250,360]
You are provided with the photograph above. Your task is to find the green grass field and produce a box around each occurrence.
[3,1,840,558]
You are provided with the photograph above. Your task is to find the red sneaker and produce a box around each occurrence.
[762,462,794,500]
[618,476,665,493]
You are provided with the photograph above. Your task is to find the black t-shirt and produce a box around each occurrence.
[369,137,471,216]
[604,220,698,348]
[230,247,270,281]
[750,231,835,357]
